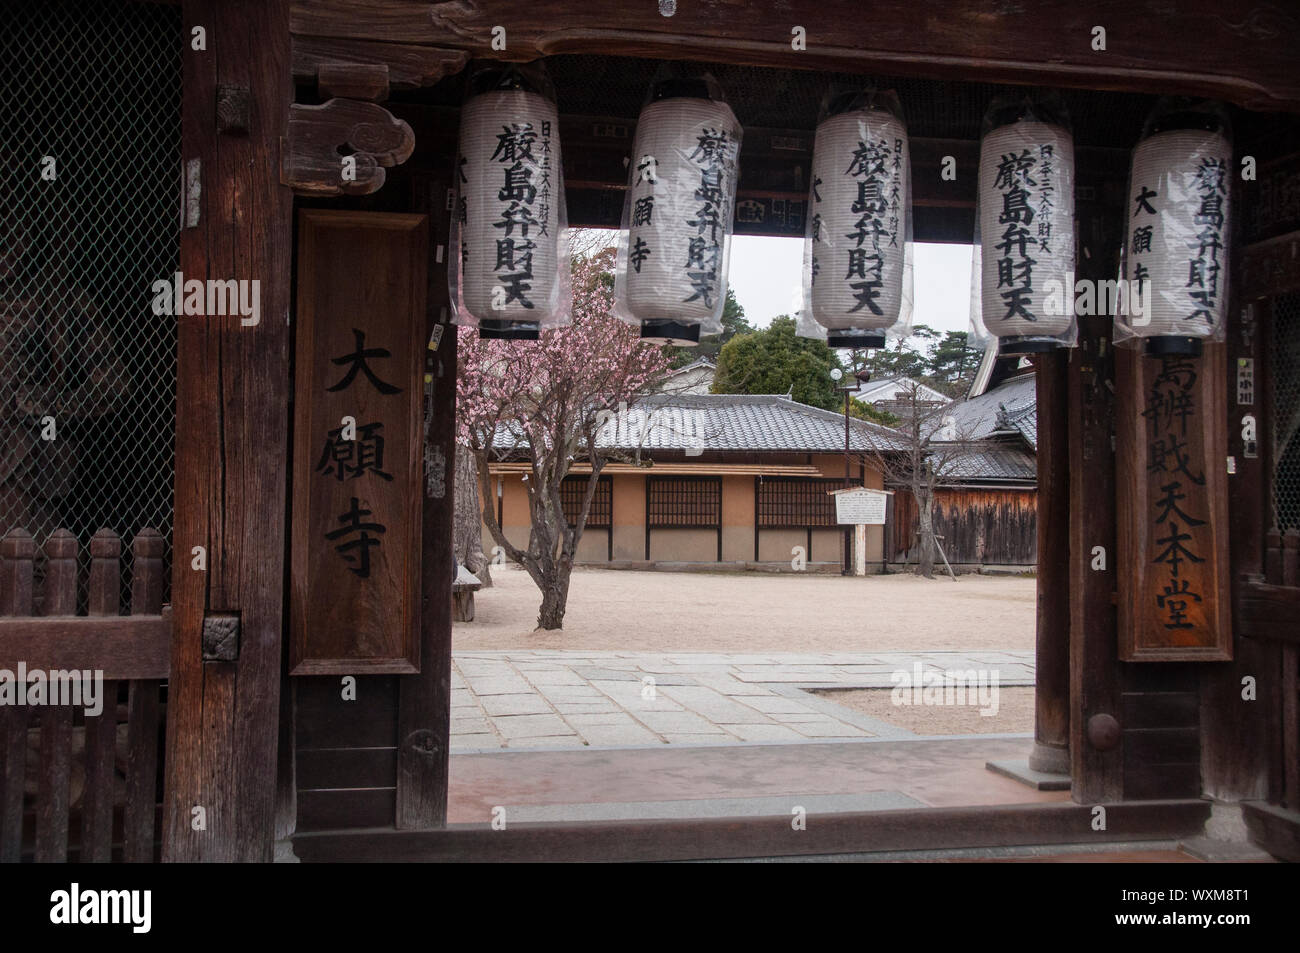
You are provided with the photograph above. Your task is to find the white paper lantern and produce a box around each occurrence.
[614,82,742,344]
[1119,128,1232,355]
[801,100,912,349]
[451,82,569,340]
[972,119,1076,352]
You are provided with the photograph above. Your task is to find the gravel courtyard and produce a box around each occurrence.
[454,566,1035,653]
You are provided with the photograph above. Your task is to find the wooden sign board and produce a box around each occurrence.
[291,210,428,674]
[831,487,890,526]
[1116,345,1232,661]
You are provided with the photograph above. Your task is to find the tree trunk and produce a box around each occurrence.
[535,560,573,630]
[915,491,936,579]
[453,442,491,587]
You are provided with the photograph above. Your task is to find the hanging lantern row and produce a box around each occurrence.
[969,93,1077,354]
[612,73,743,344]
[450,63,570,341]
[1116,99,1233,356]
[797,89,914,349]
[450,66,1233,360]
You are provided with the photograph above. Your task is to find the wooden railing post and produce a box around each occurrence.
[79,529,121,862]
[125,528,164,862]
[0,529,36,861]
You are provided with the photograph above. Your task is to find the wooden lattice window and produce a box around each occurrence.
[756,477,861,528]
[561,474,612,528]
[647,476,721,527]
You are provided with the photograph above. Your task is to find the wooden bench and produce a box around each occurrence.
[452,565,483,622]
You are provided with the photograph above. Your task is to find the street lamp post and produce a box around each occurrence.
[831,367,852,575]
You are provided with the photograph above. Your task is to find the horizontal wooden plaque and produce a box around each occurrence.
[291,210,427,674]
[1116,343,1232,661]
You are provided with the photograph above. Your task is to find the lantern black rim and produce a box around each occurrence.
[999,335,1063,354]
[826,329,886,349]
[478,319,540,341]
[1143,335,1204,357]
[640,320,701,344]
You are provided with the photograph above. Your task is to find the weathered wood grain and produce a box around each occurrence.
[288,0,1300,109]
[282,99,414,196]
[0,618,170,680]
[165,0,294,863]
[1066,198,1127,801]
[292,35,467,89]
[126,529,165,863]
[1032,350,1069,774]
[1116,343,1233,661]
[80,531,120,863]
[291,210,427,675]
[1202,221,1272,801]
[398,167,456,828]
[317,62,390,101]
[293,799,1212,863]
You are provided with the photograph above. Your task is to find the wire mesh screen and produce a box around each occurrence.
[1272,292,1300,533]
[1,0,182,612]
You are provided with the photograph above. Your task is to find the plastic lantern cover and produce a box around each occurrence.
[1116,99,1232,356]
[969,94,1077,353]
[449,63,571,340]
[797,88,913,350]
[613,72,742,345]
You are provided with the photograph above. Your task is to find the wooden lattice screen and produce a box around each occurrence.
[756,477,860,528]
[646,476,722,527]
[561,475,612,528]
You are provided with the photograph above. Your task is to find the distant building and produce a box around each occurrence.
[853,376,950,420]
[485,393,903,569]
[889,348,1038,569]
[659,357,716,395]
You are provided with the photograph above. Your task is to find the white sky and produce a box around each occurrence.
[577,229,974,336]
[728,236,974,335]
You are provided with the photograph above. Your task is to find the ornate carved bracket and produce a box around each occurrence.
[281,98,415,196]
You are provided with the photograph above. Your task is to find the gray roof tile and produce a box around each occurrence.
[492,393,907,454]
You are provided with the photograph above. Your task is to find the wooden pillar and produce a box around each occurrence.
[163,0,293,861]
[1031,349,1071,774]
[1060,191,1126,801]
[1068,316,1124,800]
[1199,194,1272,800]
[396,171,457,828]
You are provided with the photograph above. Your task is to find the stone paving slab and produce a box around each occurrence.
[451,649,1035,751]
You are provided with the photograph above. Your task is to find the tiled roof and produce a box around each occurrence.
[493,393,907,454]
[941,372,1037,449]
[854,376,950,405]
[943,446,1037,483]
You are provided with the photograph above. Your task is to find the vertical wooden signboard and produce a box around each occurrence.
[292,210,428,674]
[1117,345,1232,660]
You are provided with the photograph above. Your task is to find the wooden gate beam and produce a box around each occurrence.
[164,0,294,862]
[289,1,1300,110]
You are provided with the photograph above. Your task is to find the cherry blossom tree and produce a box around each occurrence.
[457,248,673,629]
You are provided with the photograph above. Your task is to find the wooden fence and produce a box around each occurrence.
[892,487,1037,567]
[0,527,170,862]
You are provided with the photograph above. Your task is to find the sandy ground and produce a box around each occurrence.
[812,687,1036,735]
[454,566,1035,653]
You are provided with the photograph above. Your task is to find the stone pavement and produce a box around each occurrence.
[452,650,1035,751]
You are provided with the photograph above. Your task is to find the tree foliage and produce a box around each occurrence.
[711,315,848,410]
[854,324,981,397]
